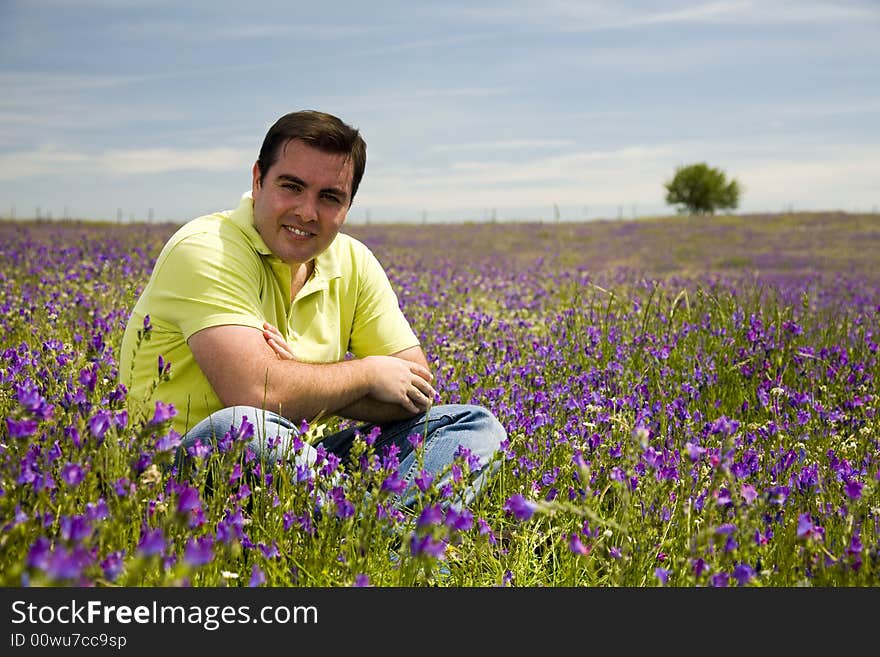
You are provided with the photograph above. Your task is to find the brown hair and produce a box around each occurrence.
[256,110,367,204]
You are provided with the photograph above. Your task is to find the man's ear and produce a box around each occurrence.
[252,161,262,189]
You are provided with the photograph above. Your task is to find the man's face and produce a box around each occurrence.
[252,138,354,267]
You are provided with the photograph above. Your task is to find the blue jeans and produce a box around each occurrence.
[178,404,506,508]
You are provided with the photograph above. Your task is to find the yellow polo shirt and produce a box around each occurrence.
[119,192,419,437]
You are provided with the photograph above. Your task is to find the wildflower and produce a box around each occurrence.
[409,533,447,559]
[709,572,730,587]
[445,507,474,532]
[59,515,92,543]
[568,533,591,556]
[740,483,758,505]
[26,537,51,570]
[112,477,131,497]
[414,469,434,492]
[329,486,354,519]
[797,513,824,541]
[380,471,407,495]
[6,418,38,438]
[229,462,242,484]
[407,432,424,450]
[151,401,176,425]
[187,438,213,460]
[137,527,166,557]
[101,551,125,582]
[183,536,214,567]
[155,429,181,452]
[503,494,538,521]
[60,462,85,487]
[655,568,669,585]
[87,410,113,441]
[176,486,201,515]
[353,574,370,587]
[259,542,280,559]
[365,425,382,446]
[416,504,444,530]
[45,546,88,581]
[733,563,755,586]
[844,480,863,500]
[249,565,266,587]
[477,518,497,545]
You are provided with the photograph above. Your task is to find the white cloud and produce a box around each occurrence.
[0,145,252,180]
[430,139,575,153]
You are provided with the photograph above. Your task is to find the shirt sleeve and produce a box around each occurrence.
[348,246,420,357]
[147,230,266,339]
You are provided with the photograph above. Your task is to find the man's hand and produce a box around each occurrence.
[262,322,436,416]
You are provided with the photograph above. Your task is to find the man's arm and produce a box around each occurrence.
[334,345,435,423]
[188,325,436,424]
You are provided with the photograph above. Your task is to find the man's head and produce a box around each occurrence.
[251,110,366,267]
[256,110,366,204]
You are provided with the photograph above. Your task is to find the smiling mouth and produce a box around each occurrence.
[283,225,314,238]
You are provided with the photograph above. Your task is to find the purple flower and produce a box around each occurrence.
[249,564,266,587]
[380,471,407,495]
[60,462,85,487]
[844,480,863,500]
[137,527,166,557]
[797,513,823,540]
[26,537,51,570]
[59,515,92,542]
[655,568,670,585]
[183,536,214,567]
[414,470,434,492]
[709,573,730,587]
[6,418,38,438]
[87,410,113,440]
[353,574,370,587]
[445,507,474,532]
[740,484,758,505]
[733,563,755,586]
[186,439,212,460]
[101,551,126,582]
[112,477,131,497]
[568,534,591,556]
[409,533,447,559]
[503,494,538,521]
[416,504,444,529]
[329,486,354,519]
[407,432,424,450]
[45,546,88,581]
[151,401,177,425]
[155,429,182,452]
[176,486,201,515]
[259,541,280,559]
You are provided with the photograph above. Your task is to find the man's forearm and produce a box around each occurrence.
[335,395,423,424]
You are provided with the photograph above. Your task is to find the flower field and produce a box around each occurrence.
[1,211,878,587]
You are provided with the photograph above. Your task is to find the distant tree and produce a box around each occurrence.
[664,162,740,215]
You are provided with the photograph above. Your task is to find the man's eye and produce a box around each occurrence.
[282,183,302,192]
[322,194,341,204]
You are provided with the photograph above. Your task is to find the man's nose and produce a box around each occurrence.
[296,193,319,222]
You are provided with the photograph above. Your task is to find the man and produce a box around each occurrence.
[119,110,506,507]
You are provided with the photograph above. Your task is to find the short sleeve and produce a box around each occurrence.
[348,247,419,357]
[148,231,265,339]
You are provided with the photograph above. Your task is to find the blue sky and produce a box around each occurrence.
[1,0,878,223]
